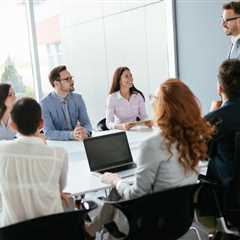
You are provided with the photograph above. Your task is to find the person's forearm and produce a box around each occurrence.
[45,129,73,140]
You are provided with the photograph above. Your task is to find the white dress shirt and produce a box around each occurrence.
[0,136,68,227]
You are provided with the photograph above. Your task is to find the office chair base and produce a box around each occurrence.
[216,217,240,237]
[189,226,203,240]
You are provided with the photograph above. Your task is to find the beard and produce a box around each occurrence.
[224,27,232,36]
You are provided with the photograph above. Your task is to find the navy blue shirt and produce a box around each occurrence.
[205,96,240,188]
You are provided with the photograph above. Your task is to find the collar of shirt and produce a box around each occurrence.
[231,34,240,44]
[16,136,45,145]
[222,96,240,108]
[53,91,70,103]
[116,91,137,100]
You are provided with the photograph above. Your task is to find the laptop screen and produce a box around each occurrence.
[83,132,133,172]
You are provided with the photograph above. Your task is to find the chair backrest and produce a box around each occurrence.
[219,131,240,210]
[224,131,240,227]
[200,131,240,229]
[97,118,109,131]
[107,184,199,240]
[232,131,240,203]
[0,210,86,240]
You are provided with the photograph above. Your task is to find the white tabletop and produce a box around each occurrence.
[48,127,155,195]
[48,127,208,195]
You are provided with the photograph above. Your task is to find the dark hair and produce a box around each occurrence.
[154,79,214,172]
[11,98,42,135]
[109,67,145,100]
[0,83,11,120]
[218,59,240,98]
[49,65,67,87]
[223,2,240,14]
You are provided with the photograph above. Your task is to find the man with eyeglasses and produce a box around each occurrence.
[40,65,92,141]
[222,1,240,59]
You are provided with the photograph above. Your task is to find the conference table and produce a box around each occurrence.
[48,127,208,196]
[48,127,155,196]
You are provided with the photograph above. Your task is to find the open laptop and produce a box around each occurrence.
[83,131,136,178]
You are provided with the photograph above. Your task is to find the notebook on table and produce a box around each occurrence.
[83,131,136,178]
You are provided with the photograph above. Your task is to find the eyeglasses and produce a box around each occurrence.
[60,76,74,82]
[222,16,240,24]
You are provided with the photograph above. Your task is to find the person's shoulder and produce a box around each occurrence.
[204,103,234,123]
[70,92,84,102]
[109,92,118,98]
[135,92,145,100]
[107,92,119,102]
[204,109,220,121]
[71,92,82,97]
[48,145,68,161]
[40,92,55,104]
[0,140,19,153]
[141,129,164,150]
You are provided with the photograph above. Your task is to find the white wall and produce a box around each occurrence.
[59,0,170,127]
[175,0,229,114]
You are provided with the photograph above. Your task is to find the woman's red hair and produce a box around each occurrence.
[154,79,214,172]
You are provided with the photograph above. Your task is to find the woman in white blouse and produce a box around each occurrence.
[106,67,150,130]
[86,79,214,238]
[0,83,16,140]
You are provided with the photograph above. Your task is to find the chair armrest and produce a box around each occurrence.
[198,174,220,187]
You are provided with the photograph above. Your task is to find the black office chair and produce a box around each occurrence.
[0,209,91,240]
[103,184,200,240]
[198,132,240,239]
[97,118,109,131]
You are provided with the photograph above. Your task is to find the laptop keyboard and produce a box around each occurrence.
[98,163,136,174]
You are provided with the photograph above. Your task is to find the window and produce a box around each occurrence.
[0,0,35,97]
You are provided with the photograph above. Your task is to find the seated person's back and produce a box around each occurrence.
[86,79,214,237]
[116,128,199,200]
[103,79,214,199]
[205,59,240,189]
[0,98,68,227]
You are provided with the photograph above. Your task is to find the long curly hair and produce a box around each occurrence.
[154,79,214,172]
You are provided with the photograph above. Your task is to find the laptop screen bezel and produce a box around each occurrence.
[83,131,134,172]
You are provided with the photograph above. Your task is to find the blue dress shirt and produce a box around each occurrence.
[0,123,16,140]
[40,92,92,140]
